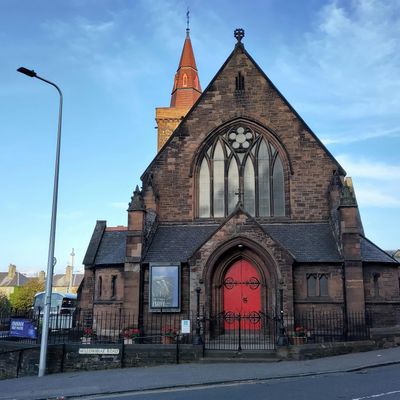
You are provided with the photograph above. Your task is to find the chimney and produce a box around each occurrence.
[8,264,16,279]
[66,265,73,288]
[38,271,45,281]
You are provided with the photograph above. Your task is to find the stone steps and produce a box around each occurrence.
[200,349,279,363]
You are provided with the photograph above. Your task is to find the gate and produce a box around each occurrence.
[203,312,278,351]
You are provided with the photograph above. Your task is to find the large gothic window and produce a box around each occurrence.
[198,124,286,218]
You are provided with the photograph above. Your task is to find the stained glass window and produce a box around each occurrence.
[213,142,225,217]
[198,124,286,218]
[227,158,239,214]
[199,158,210,217]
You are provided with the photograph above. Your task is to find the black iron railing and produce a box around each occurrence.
[0,308,371,347]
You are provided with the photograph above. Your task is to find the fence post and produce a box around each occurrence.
[193,287,203,345]
[237,313,242,352]
[176,333,180,364]
[277,310,288,346]
[118,308,122,343]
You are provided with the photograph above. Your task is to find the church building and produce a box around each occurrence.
[79,27,399,344]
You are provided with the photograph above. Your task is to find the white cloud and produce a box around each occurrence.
[41,12,157,88]
[356,187,400,208]
[336,152,400,208]
[271,0,400,144]
[321,127,400,145]
[336,154,400,180]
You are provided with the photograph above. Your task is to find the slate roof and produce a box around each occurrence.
[261,223,342,262]
[87,222,397,266]
[0,272,30,287]
[94,230,128,265]
[361,238,399,264]
[143,223,342,263]
[83,221,106,265]
[143,224,218,263]
[53,273,84,288]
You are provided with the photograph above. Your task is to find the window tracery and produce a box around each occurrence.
[197,124,286,218]
[307,273,329,297]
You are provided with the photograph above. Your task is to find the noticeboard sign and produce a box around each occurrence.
[181,319,191,334]
[10,318,37,339]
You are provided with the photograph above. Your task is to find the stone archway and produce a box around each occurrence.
[201,237,281,350]
[203,237,280,319]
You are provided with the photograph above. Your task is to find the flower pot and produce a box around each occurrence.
[292,337,306,345]
[162,335,174,344]
[81,337,91,344]
[124,338,133,344]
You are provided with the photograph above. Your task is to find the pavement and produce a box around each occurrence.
[1,346,400,400]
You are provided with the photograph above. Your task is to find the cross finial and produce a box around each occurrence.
[235,186,244,206]
[234,28,245,43]
[186,8,190,36]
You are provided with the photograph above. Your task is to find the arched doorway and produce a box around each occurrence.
[202,238,282,350]
[223,259,261,330]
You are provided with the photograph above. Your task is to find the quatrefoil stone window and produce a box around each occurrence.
[228,126,253,150]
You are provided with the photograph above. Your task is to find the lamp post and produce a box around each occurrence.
[17,67,63,377]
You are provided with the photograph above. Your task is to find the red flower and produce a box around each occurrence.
[163,326,178,337]
[123,327,140,338]
[83,327,94,337]
[294,326,307,337]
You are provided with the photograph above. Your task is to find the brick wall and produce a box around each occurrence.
[293,263,344,314]
[0,342,202,379]
[144,46,339,223]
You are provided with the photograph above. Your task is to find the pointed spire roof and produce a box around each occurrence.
[128,185,145,211]
[170,26,202,108]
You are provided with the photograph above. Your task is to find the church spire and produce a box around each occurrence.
[155,18,202,151]
[170,19,202,108]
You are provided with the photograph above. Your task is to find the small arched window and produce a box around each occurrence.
[183,74,188,87]
[372,273,380,297]
[307,273,329,297]
[307,274,317,297]
[319,274,329,297]
[197,124,285,218]
[111,275,117,298]
[98,276,103,298]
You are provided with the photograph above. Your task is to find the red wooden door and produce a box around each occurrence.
[223,259,261,330]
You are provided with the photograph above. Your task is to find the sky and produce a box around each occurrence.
[1,0,399,275]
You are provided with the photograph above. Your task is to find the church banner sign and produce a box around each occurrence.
[10,318,37,339]
[150,264,180,311]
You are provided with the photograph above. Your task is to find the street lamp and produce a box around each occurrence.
[17,67,63,377]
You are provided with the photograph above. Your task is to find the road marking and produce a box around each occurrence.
[352,390,400,400]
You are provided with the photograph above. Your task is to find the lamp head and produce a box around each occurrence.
[17,67,37,78]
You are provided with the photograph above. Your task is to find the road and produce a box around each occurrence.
[76,364,400,400]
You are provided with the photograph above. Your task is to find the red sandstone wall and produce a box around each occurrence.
[144,48,339,222]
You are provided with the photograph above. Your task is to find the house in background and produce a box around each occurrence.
[387,250,400,264]
[79,27,400,344]
[52,265,84,294]
[0,264,30,298]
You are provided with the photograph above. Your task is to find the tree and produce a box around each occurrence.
[10,279,44,312]
[0,293,11,314]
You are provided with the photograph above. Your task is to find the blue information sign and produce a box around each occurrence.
[10,318,37,339]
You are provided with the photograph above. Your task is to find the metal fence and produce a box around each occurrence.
[285,311,370,345]
[0,309,195,345]
[0,308,370,348]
